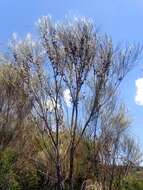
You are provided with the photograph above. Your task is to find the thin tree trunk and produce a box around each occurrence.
[68,144,75,190]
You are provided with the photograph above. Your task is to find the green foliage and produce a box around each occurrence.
[0,148,40,190]
[17,170,40,190]
[122,173,143,190]
[0,148,20,190]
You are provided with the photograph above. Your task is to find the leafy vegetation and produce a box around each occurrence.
[0,149,20,190]
[122,168,143,190]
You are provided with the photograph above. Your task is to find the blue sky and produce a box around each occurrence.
[0,0,143,147]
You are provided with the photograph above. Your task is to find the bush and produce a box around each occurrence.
[122,175,143,190]
[0,148,20,190]
[17,169,40,190]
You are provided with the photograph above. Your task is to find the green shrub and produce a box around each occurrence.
[17,169,40,190]
[0,148,20,190]
[122,175,143,190]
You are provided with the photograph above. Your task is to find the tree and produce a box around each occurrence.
[0,63,33,151]
[2,16,141,190]
[93,104,142,190]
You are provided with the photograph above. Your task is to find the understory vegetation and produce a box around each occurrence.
[0,16,142,190]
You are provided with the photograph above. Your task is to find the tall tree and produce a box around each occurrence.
[4,16,141,190]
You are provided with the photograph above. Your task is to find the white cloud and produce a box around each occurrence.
[135,78,143,106]
[12,32,17,40]
[46,99,60,112]
[63,89,72,107]
[45,89,72,111]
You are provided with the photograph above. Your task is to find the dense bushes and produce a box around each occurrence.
[0,148,20,190]
[0,147,142,190]
[122,171,143,190]
[0,148,41,190]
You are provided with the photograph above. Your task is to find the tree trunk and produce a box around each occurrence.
[68,145,75,190]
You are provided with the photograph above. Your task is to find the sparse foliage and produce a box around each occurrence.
[0,16,142,190]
